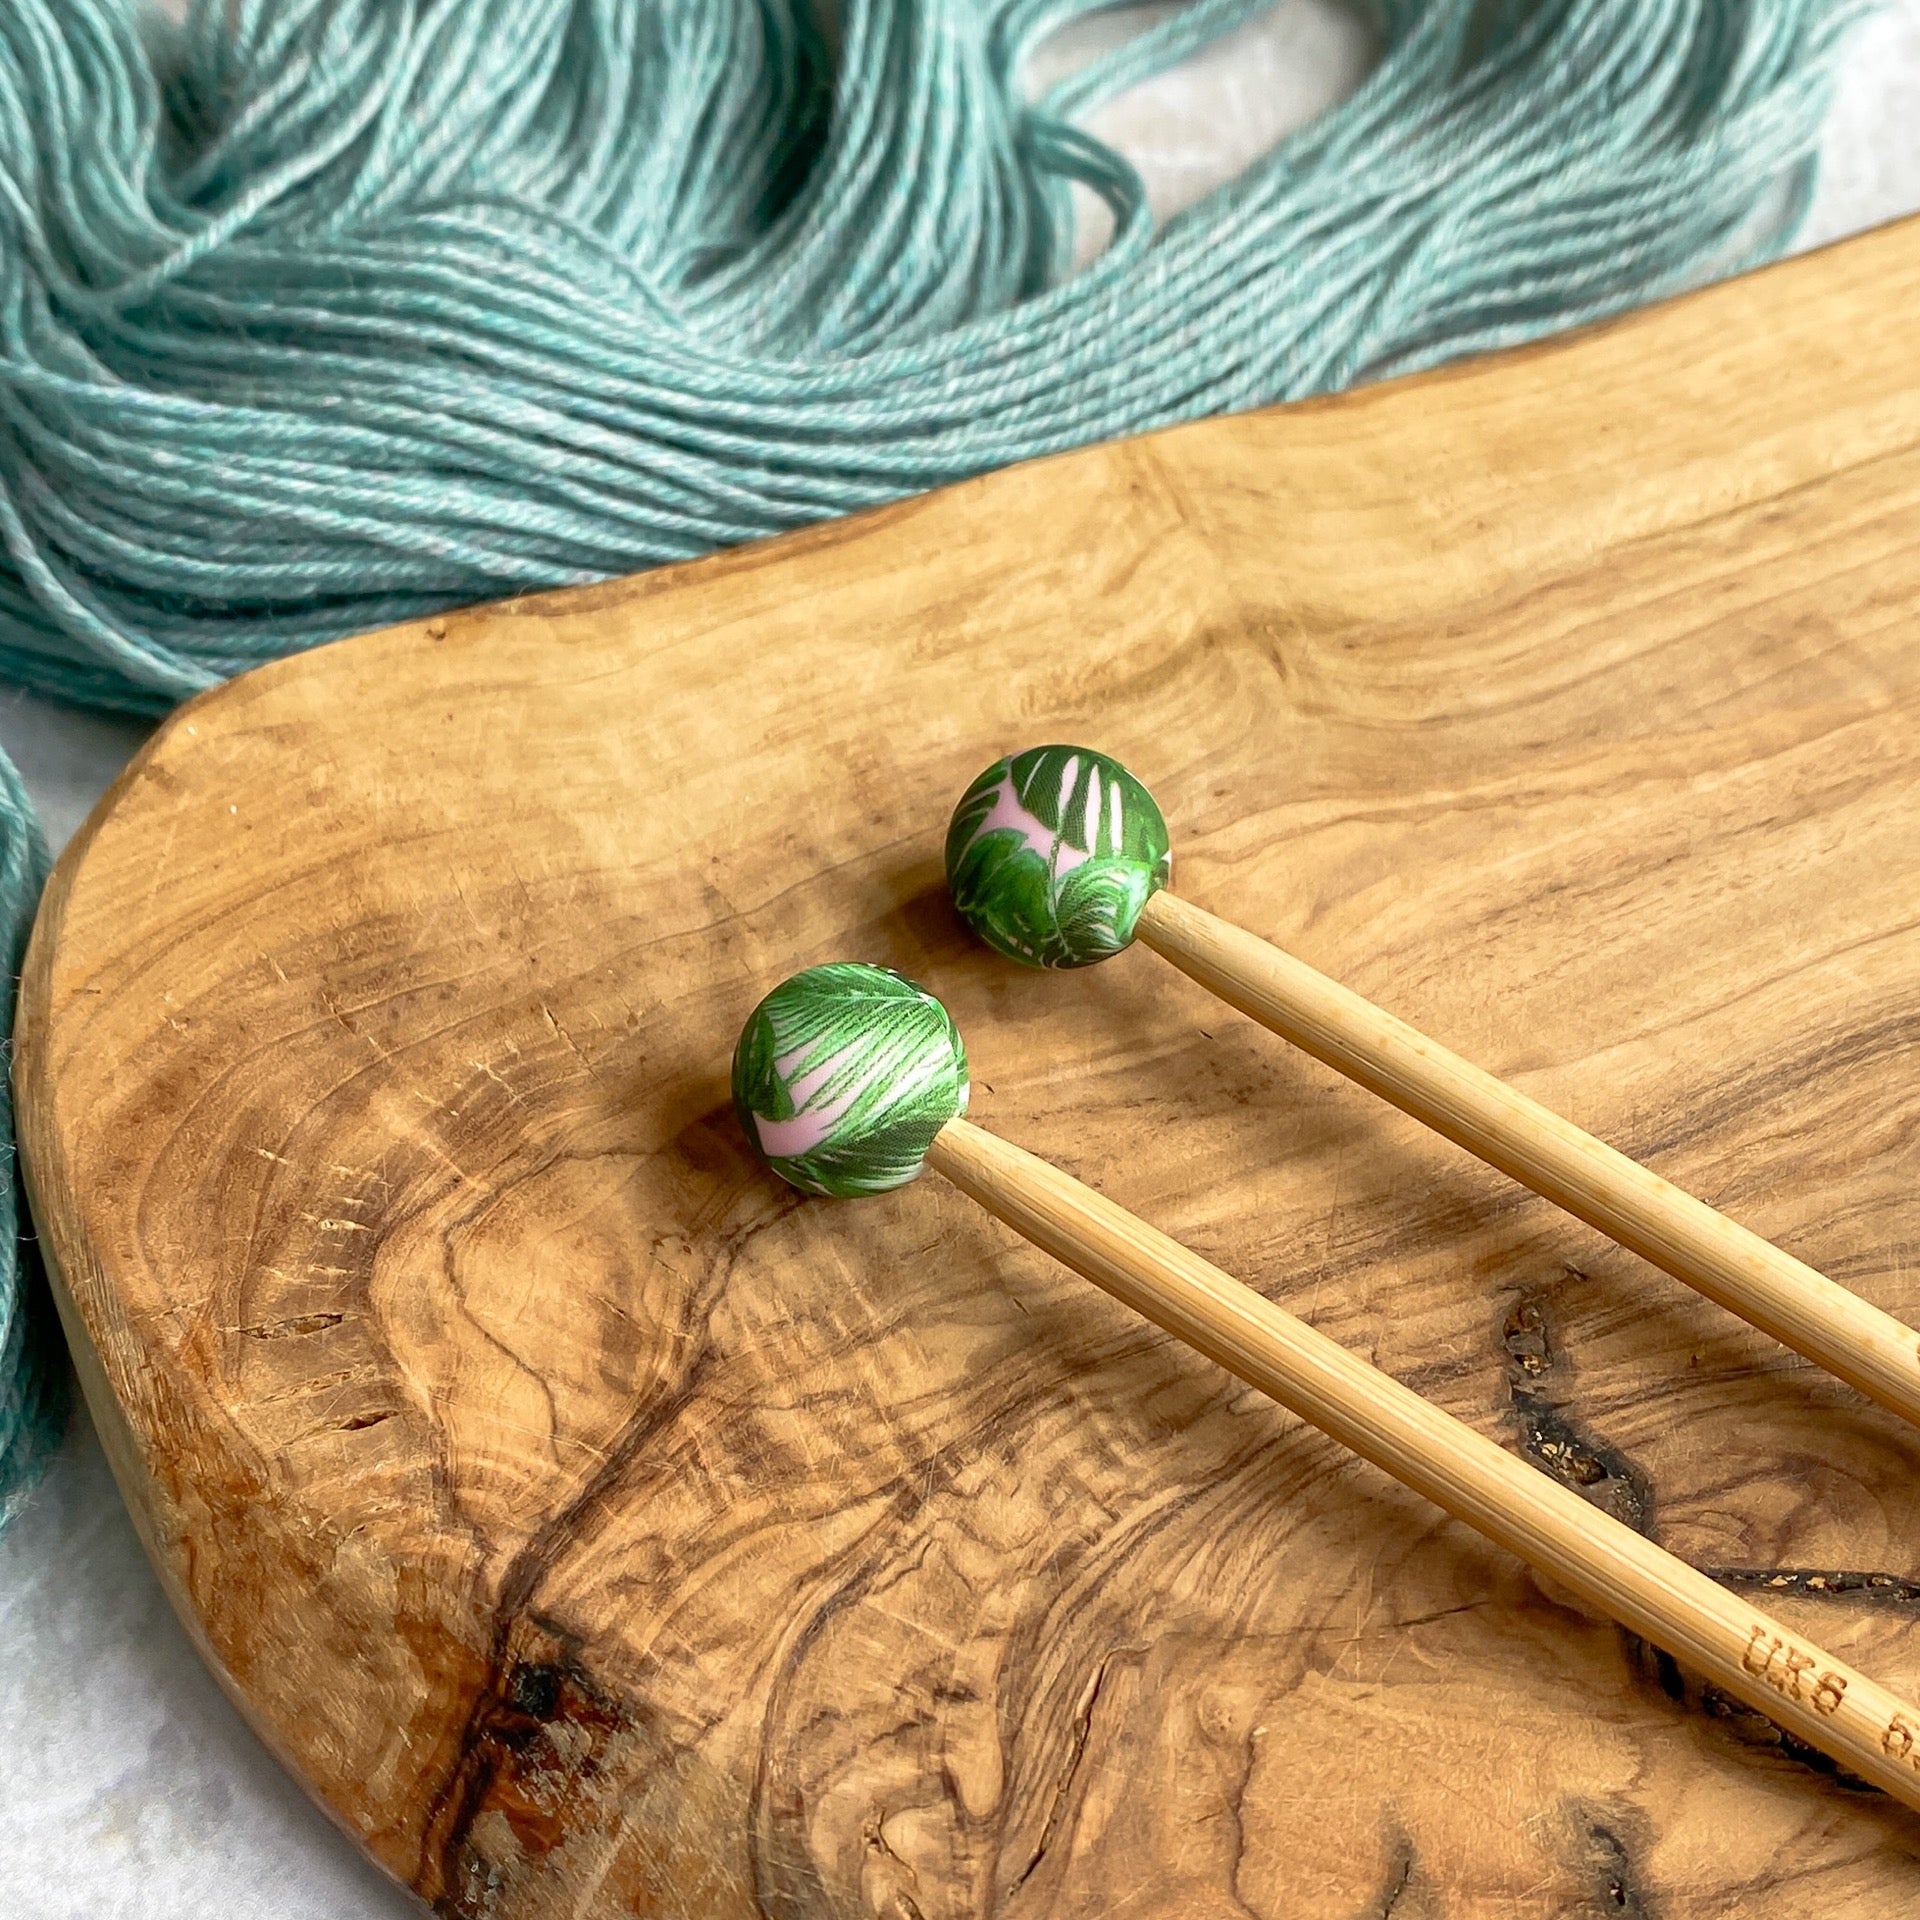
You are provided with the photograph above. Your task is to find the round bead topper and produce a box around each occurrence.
[732,963,970,1197]
[946,745,1171,968]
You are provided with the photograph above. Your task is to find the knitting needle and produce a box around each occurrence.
[732,962,1920,1814]
[944,746,1920,1432]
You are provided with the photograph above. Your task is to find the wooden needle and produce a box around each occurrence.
[943,745,1920,1433]
[923,1113,1920,1814]
[1133,886,1920,1431]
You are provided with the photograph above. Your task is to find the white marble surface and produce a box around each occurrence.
[2,7,1918,1913]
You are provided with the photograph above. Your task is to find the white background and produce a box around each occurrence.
[2,6,1918,1914]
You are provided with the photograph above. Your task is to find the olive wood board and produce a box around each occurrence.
[19,216,1920,1918]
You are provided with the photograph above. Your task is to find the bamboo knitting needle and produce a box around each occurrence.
[944,745,1920,1432]
[731,963,1920,1815]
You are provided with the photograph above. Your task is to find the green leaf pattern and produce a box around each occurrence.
[945,745,1171,968]
[732,964,970,1197]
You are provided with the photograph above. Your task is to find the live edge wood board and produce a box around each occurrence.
[19,217,1920,1918]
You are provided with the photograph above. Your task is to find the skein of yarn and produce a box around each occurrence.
[0,0,1875,1522]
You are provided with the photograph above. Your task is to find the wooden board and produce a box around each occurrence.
[18,216,1920,1917]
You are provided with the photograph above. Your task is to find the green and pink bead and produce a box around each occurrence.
[732,963,970,1197]
[945,746,1170,969]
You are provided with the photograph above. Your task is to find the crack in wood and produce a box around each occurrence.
[1012,1648,1119,1895]
[238,1311,346,1339]
[1503,1296,1655,1534]
[1505,1288,1916,1808]
[1579,1817,1653,1917]
[1374,1827,1418,1918]
[1697,1684,1876,1793]
[1504,1293,1920,1605]
[1702,1567,1920,1607]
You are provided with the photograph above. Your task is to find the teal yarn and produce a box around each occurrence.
[0,0,1874,713]
[0,753,57,1526]
[0,0,1876,1520]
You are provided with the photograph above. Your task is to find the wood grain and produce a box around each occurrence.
[18,215,1920,1916]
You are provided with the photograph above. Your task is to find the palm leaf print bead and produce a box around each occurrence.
[733,964,970,1197]
[945,746,1171,968]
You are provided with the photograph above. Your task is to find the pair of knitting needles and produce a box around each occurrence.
[734,745,1920,1811]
